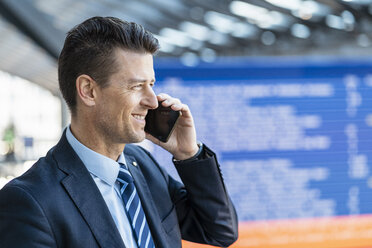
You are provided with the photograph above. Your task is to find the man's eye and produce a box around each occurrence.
[133,84,143,89]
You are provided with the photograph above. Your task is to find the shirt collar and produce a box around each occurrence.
[66,126,126,186]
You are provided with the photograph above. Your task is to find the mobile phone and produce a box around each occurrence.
[145,102,181,142]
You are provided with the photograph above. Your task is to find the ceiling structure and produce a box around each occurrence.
[1,0,372,96]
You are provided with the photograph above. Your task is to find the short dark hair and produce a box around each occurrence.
[58,16,160,114]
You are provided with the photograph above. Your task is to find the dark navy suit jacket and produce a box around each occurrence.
[0,132,238,247]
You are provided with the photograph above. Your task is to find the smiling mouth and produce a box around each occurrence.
[132,114,145,120]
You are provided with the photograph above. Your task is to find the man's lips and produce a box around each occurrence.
[132,114,146,120]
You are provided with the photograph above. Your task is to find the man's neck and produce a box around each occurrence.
[70,119,125,161]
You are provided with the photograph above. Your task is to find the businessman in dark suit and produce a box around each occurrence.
[0,16,238,248]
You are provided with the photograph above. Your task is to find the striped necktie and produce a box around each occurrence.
[117,163,155,248]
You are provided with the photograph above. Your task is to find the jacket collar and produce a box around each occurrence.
[52,130,126,248]
[124,151,170,248]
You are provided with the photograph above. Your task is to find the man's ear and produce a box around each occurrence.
[76,74,97,107]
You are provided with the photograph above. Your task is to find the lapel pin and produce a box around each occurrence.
[132,161,138,167]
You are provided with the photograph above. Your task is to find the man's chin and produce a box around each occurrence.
[135,136,146,143]
[127,132,146,144]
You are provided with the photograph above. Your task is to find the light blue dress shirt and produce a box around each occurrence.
[66,127,138,248]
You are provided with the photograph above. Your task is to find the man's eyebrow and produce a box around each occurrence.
[127,78,156,84]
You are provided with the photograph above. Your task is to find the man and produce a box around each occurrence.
[0,17,238,248]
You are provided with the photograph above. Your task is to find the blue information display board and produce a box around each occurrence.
[148,57,372,224]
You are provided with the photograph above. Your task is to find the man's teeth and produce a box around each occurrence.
[133,115,145,120]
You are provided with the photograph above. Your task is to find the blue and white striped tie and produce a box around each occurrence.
[117,163,155,248]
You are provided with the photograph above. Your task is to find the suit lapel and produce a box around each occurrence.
[54,132,125,248]
[125,155,168,247]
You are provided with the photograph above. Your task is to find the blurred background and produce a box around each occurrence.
[1,0,372,247]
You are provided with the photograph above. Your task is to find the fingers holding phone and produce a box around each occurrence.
[145,102,181,143]
[145,94,199,160]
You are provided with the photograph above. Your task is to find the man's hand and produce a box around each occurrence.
[145,93,199,160]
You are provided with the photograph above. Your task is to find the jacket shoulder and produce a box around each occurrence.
[0,146,63,202]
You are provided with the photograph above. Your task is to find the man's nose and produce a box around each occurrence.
[142,86,158,109]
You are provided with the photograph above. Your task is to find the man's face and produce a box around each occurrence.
[94,49,158,144]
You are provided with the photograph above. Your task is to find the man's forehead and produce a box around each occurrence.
[110,48,154,76]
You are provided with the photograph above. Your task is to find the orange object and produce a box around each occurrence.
[182,215,372,248]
